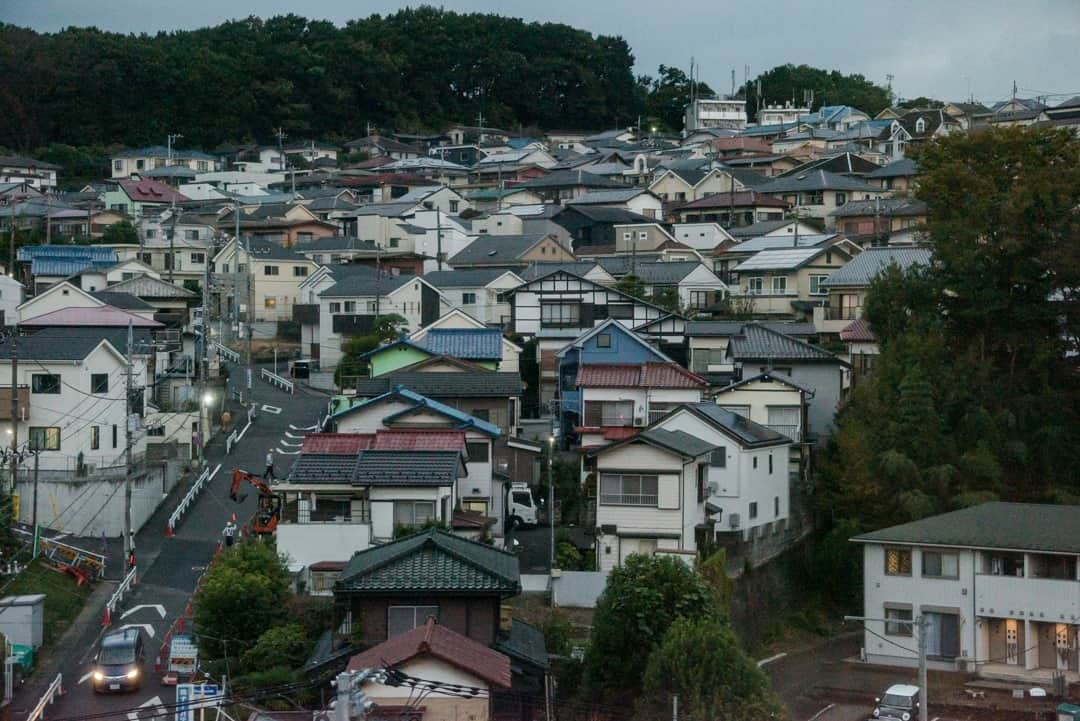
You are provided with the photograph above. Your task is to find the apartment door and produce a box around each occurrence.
[1056,624,1071,671]
[1006,619,1020,665]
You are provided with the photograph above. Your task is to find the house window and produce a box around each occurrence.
[293,266,308,277]
[463,500,488,514]
[835,192,847,206]
[802,191,824,206]
[31,374,61,394]
[768,454,774,474]
[749,501,758,519]
[596,333,611,348]
[113,424,118,448]
[263,265,279,276]
[689,290,709,309]
[309,570,340,594]
[753,456,758,469]
[113,160,122,171]
[91,373,109,394]
[136,159,145,170]
[393,501,435,528]
[638,231,648,241]
[771,276,787,294]
[982,552,1024,576]
[146,229,157,239]
[710,449,726,467]
[885,548,913,576]
[462,292,477,305]
[91,426,100,450]
[622,232,632,241]
[29,427,61,451]
[185,230,199,241]
[747,277,764,294]
[584,400,634,427]
[190,252,205,264]
[470,408,491,422]
[329,302,341,313]
[466,441,490,463]
[696,465,707,503]
[388,238,400,248]
[922,550,959,579]
[774,496,779,517]
[608,304,634,320]
[915,117,927,134]
[541,302,581,327]
[600,473,659,506]
[885,607,913,637]
[387,605,439,637]
[449,200,460,213]
[264,297,277,309]
[367,301,377,313]
[344,301,356,313]
[809,275,829,295]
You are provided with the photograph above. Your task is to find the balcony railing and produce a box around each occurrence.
[766,424,801,441]
[600,493,658,506]
[825,306,862,321]
[283,502,370,524]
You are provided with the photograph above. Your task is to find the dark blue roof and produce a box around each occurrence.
[19,245,118,277]
[422,328,503,361]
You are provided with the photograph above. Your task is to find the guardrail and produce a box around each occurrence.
[260,367,294,394]
[102,565,138,626]
[211,342,240,364]
[225,407,255,455]
[12,529,105,579]
[25,672,63,721]
[165,464,222,537]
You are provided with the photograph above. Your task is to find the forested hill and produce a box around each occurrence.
[0,8,643,150]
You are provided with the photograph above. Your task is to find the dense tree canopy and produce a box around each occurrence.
[0,9,643,151]
[742,63,891,121]
[638,65,715,132]
[820,127,1080,530]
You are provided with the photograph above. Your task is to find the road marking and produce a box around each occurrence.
[120,623,156,638]
[280,439,303,447]
[262,405,282,414]
[806,704,834,721]
[128,696,164,721]
[756,651,786,667]
[285,431,307,439]
[121,604,166,620]
[289,423,318,431]
[276,448,301,455]
[79,671,93,685]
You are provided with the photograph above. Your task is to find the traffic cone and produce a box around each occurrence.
[102,605,111,627]
[184,600,193,618]
[164,523,174,539]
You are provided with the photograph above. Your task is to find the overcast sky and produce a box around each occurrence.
[4,0,1079,105]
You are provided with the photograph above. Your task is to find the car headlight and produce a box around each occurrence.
[93,671,104,681]
[901,713,910,721]
[126,669,139,680]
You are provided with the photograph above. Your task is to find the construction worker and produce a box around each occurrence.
[264,449,276,481]
[221,410,232,432]
[222,520,238,548]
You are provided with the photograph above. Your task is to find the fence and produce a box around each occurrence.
[260,367,294,394]
[165,464,222,537]
[12,529,106,580]
[211,342,240,364]
[225,407,255,455]
[25,672,63,721]
[102,565,138,626]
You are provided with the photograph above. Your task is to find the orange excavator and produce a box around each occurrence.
[229,468,282,535]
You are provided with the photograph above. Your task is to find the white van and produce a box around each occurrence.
[509,484,538,528]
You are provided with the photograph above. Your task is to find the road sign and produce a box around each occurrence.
[175,682,222,721]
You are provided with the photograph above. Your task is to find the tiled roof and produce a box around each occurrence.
[286,453,362,484]
[301,433,373,455]
[19,245,118,277]
[350,372,523,399]
[244,236,312,261]
[346,618,511,688]
[514,170,624,189]
[320,270,415,297]
[728,219,799,238]
[728,324,846,364]
[19,305,163,328]
[117,179,189,204]
[757,169,880,193]
[422,328,503,360]
[676,190,789,210]
[421,269,516,289]
[494,619,549,671]
[830,198,927,218]
[105,274,198,299]
[840,317,876,342]
[722,233,839,253]
[683,402,791,447]
[568,188,651,205]
[601,260,710,285]
[352,450,462,486]
[558,205,654,224]
[297,235,377,252]
[821,247,931,288]
[866,157,918,178]
[519,261,604,281]
[448,234,550,266]
[90,291,155,311]
[373,430,466,452]
[734,247,825,272]
[685,320,816,337]
[638,428,714,457]
[575,362,705,389]
[337,527,520,594]
[0,331,123,362]
[851,502,1080,554]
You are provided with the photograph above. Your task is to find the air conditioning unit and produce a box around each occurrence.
[954,656,970,672]
[633,417,645,427]
[706,481,719,495]
[728,513,741,529]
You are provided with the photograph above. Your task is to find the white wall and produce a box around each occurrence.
[672,223,730,251]
[0,277,25,325]
[276,523,371,569]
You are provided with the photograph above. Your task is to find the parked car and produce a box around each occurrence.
[871,684,920,721]
[92,628,146,693]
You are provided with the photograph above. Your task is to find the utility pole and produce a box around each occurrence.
[167,133,183,165]
[245,233,254,408]
[30,447,39,558]
[275,127,287,173]
[846,614,928,721]
[168,205,177,284]
[547,434,555,571]
[123,321,134,573]
[9,328,17,493]
[672,694,679,721]
[435,206,443,270]
[233,201,241,345]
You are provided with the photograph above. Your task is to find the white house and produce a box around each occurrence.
[421,270,524,327]
[211,237,321,323]
[671,222,735,252]
[0,275,25,326]
[852,503,1080,679]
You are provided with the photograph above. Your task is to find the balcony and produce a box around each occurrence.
[825,306,862,321]
[974,573,1080,622]
[282,500,370,525]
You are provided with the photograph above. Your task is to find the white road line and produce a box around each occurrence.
[276,448,302,455]
[261,405,282,414]
[806,703,834,721]
[285,431,307,439]
[289,423,318,431]
[78,671,93,685]
[280,440,303,447]
[121,604,166,620]
[756,651,786,667]
[128,696,164,721]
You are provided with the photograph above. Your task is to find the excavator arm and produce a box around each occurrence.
[230,468,273,502]
[229,468,281,535]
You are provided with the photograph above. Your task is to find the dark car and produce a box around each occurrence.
[92,628,146,693]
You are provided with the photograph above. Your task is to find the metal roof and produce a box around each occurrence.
[724,233,839,253]
[575,362,706,389]
[757,169,881,194]
[638,428,715,457]
[421,268,516,289]
[821,247,931,288]
[851,502,1080,554]
[333,386,502,436]
[19,305,163,328]
[0,330,124,362]
[447,234,549,266]
[685,320,816,337]
[568,188,651,205]
[734,247,825,271]
[422,328,503,360]
[89,291,156,311]
[866,157,919,178]
[728,324,846,365]
[106,274,198,299]
[682,403,791,447]
[514,170,625,190]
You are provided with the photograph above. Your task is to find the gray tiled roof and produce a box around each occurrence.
[757,169,880,193]
[639,428,714,457]
[597,260,707,284]
[515,170,625,190]
[866,157,918,179]
[245,236,311,261]
[683,402,791,447]
[685,321,816,337]
[448,234,548,266]
[728,219,799,238]
[520,261,602,281]
[0,330,119,361]
[830,198,927,218]
[728,324,846,364]
[850,502,1080,554]
[494,619,549,670]
[422,268,515,289]
[724,233,839,253]
[91,291,156,311]
[297,236,378,252]
[821,247,932,288]
[352,450,462,486]
[286,453,359,484]
[559,205,654,224]
[351,372,523,398]
[350,202,417,218]
[568,188,651,205]
[320,270,415,297]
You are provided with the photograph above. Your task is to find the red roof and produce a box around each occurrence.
[840,317,876,342]
[575,362,706,389]
[575,427,641,441]
[349,155,395,169]
[309,560,347,572]
[373,430,467,451]
[301,433,373,454]
[346,618,511,688]
[118,178,189,204]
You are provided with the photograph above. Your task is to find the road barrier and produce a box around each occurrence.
[260,367,294,394]
[12,529,105,580]
[165,464,222,538]
[102,565,138,626]
[211,342,240,364]
[25,673,63,721]
[225,409,254,455]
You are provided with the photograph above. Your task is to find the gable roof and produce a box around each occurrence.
[734,247,832,272]
[722,233,841,254]
[515,170,624,190]
[576,362,705,389]
[830,198,927,218]
[557,205,655,224]
[597,260,713,285]
[866,157,919,179]
[519,261,607,282]
[714,371,815,396]
[0,331,125,363]
[19,305,164,328]
[780,152,882,178]
[352,450,463,486]
[555,317,672,360]
[850,502,1080,554]
[568,188,654,205]
[728,324,847,365]
[320,269,418,297]
[89,291,156,311]
[105,274,198,299]
[757,169,881,194]
[350,372,523,399]
[675,190,789,211]
[421,268,521,289]
[423,328,503,360]
[116,178,189,204]
[346,617,511,688]
[337,527,520,595]
[448,234,553,266]
[821,246,931,288]
[637,428,715,458]
[679,402,792,447]
[728,218,801,238]
[332,387,501,437]
[685,320,816,338]
[840,317,876,343]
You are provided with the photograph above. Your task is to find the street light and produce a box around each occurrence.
[548,435,555,572]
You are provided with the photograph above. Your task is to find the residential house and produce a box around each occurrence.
[110,146,221,178]
[475,204,572,246]
[381,158,471,187]
[219,203,339,247]
[359,332,505,377]
[648,167,748,205]
[756,170,888,220]
[714,233,857,285]
[771,128,842,156]
[685,320,817,381]
[898,109,961,144]
[16,245,119,296]
[852,502,1080,679]
[123,209,216,285]
[816,246,932,333]
[408,309,522,375]
[942,102,993,130]
[725,323,848,442]
[508,270,676,408]
[510,170,625,204]
[422,269,524,326]
[733,244,857,318]
[0,275,23,325]
[428,143,486,166]
[840,317,878,388]
[476,148,557,170]
[1042,96,1080,136]
[721,153,803,177]
[0,156,60,190]
[102,179,189,221]
[520,261,616,286]
[104,274,199,328]
[683,97,748,131]
[567,188,663,218]
[448,234,575,271]
[671,190,790,228]
[726,218,820,241]
[591,259,727,311]
[780,153,884,180]
[670,223,735,252]
[345,135,423,160]
[552,206,658,253]
[866,157,919,193]
[824,121,910,162]
[829,198,927,243]
[464,187,544,213]
[211,236,321,324]
[392,185,470,216]
[589,402,792,572]
[799,105,872,132]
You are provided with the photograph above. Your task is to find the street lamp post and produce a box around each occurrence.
[548,435,555,571]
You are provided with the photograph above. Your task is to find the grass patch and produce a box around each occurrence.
[5,560,95,648]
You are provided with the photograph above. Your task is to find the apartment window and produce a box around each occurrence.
[146,229,157,239]
[113,424,118,448]
[185,230,199,241]
[771,276,788,294]
[885,548,913,576]
[749,501,758,519]
[190,252,205,264]
[885,607,913,637]
[449,200,460,213]
[596,333,611,348]
[29,427,61,451]
[263,297,277,309]
[710,448,726,467]
[263,265,279,276]
[802,191,824,205]
[366,301,377,313]
[638,231,648,241]
[809,274,829,295]
[600,473,659,506]
[387,605,439,637]
[689,290,710,309]
[922,550,959,579]
[293,266,308,277]
[31,374,61,394]
[466,441,490,463]
[394,501,435,528]
[1030,553,1078,580]
[835,192,847,206]
[462,292,477,305]
[329,302,341,313]
[622,232,632,241]
[91,373,109,394]
[343,301,356,313]
[747,277,764,294]
[541,301,581,327]
[983,552,1024,576]
[609,304,634,320]
[91,426,100,450]
[584,400,634,427]
[388,238,400,248]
